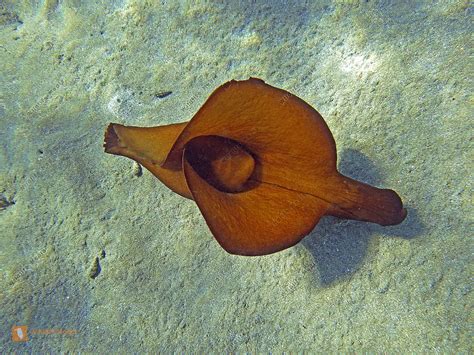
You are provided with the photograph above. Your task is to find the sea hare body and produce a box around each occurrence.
[104,78,406,256]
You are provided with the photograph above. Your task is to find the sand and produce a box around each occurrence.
[0,0,472,352]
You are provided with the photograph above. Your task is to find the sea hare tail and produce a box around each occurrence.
[103,122,192,199]
[104,123,123,154]
[103,122,187,165]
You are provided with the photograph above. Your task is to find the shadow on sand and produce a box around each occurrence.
[301,149,424,286]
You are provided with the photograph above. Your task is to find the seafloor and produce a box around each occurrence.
[0,0,472,352]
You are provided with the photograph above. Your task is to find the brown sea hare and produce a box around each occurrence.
[104,78,406,256]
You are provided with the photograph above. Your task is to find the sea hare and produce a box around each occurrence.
[104,78,406,256]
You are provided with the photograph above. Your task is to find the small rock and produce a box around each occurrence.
[133,162,143,177]
[0,196,14,210]
[154,91,172,98]
[88,257,101,279]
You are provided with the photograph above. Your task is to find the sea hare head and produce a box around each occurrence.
[104,78,406,256]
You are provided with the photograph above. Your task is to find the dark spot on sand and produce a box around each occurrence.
[154,91,172,99]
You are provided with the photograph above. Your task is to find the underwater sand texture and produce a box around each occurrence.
[0,0,472,352]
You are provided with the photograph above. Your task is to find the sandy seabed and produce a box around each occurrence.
[0,0,472,352]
